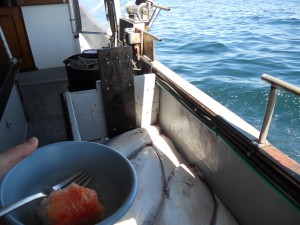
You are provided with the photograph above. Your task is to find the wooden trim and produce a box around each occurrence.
[0,7,36,71]
[17,0,68,6]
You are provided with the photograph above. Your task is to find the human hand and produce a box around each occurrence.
[0,137,38,179]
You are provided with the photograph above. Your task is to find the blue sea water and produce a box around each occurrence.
[147,0,300,163]
[88,0,300,162]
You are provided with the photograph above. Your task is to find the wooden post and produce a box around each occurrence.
[98,46,136,137]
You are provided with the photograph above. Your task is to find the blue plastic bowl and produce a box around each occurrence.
[0,141,137,225]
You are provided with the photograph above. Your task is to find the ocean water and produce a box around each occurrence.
[147,0,300,163]
[87,0,299,162]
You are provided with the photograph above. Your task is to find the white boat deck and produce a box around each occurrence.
[104,126,238,225]
[63,73,238,224]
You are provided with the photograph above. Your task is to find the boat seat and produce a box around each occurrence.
[105,126,238,225]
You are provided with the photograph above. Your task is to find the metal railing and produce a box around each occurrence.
[0,26,12,59]
[258,74,300,145]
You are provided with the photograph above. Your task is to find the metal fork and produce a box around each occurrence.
[0,170,92,217]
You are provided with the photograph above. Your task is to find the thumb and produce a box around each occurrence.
[0,137,39,178]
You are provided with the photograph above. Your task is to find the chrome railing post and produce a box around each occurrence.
[258,85,278,145]
[258,74,300,146]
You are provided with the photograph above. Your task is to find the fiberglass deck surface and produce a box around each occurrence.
[104,126,238,225]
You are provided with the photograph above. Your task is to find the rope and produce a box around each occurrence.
[65,56,99,70]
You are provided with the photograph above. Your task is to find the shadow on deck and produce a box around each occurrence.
[18,67,71,146]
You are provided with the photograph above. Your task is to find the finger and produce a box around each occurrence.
[0,137,39,178]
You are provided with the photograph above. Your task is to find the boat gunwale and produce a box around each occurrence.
[143,58,300,209]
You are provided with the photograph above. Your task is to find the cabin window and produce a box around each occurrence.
[71,0,110,50]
